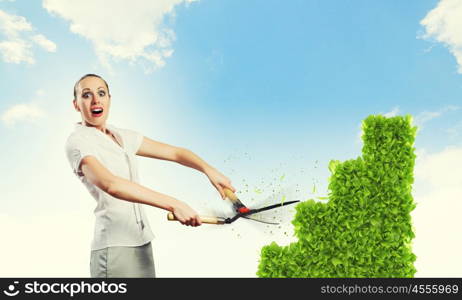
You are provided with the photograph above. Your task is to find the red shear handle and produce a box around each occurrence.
[167,212,224,225]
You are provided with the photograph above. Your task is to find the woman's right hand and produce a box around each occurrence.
[172,202,202,227]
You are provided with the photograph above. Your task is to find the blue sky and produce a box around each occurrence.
[1,0,462,277]
[2,0,461,158]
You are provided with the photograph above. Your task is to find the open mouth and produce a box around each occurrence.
[91,107,104,117]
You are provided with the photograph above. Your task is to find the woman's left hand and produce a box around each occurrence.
[206,168,236,199]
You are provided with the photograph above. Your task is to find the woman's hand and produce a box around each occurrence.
[172,201,202,227]
[205,168,236,199]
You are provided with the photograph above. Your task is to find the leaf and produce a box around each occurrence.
[328,160,340,174]
[331,257,342,267]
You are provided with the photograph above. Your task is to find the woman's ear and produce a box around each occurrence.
[73,99,80,112]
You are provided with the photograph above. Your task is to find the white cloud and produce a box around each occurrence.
[413,146,462,276]
[415,146,462,187]
[0,212,93,277]
[446,120,462,139]
[0,39,33,63]
[0,9,56,64]
[413,105,459,128]
[42,0,197,72]
[1,103,46,127]
[31,33,56,52]
[420,0,462,73]
[0,9,32,36]
[383,106,400,118]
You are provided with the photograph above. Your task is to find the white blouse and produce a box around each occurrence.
[65,122,154,251]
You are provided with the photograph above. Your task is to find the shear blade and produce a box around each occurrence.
[242,216,279,225]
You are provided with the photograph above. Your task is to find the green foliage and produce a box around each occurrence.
[257,115,418,278]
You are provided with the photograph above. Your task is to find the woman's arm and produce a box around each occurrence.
[80,155,202,226]
[136,136,236,198]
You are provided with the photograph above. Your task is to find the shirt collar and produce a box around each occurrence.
[74,122,124,149]
[75,122,116,134]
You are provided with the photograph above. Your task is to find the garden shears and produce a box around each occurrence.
[167,188,300,225]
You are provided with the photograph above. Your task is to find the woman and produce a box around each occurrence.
[65,74,235,278]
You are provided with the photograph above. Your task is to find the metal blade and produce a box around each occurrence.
[248,200,300,215]
[242,216,279,225]
[226,200,300,223]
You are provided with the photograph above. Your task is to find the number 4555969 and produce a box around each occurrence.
[412,284,459,294]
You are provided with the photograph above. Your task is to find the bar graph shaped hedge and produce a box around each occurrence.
[257,115,417,277]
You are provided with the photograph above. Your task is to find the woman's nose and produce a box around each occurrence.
[91,94,101,104]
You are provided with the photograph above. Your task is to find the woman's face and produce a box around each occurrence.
[73,76,111,128]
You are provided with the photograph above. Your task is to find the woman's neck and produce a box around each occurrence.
[81,121,108,134]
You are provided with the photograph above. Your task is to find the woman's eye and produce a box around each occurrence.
[99,91,106,97]
[82,92,91,98]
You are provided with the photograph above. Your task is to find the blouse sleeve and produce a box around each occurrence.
[65,135,99,178]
